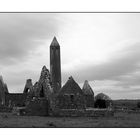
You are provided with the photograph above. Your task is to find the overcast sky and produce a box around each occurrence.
[0,13,140,99]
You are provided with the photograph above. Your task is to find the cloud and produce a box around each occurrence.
[0,13,63,92]
[61,40,140,99]
[114,71,140,88]
[0,13,140,99]
[62,41,140,84]
[0,13,60,65]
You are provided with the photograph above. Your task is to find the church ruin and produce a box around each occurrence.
[55,76,86,110]
[0,37,113,117]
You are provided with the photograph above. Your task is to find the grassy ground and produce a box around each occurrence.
[0,111,140,128]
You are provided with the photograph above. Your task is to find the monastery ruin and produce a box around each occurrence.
[0,37,113,117]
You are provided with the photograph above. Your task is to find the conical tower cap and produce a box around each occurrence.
[50,36,60,47]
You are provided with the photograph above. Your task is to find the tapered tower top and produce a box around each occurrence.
[50,36,60,47]
[50,36,61,93]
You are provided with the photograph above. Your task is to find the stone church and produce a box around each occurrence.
[0,37,113,116]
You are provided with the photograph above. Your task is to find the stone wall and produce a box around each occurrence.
[0,76,9,105]
[33,66,52,98]
[53,108,114,117]
[84,95,94,108]
[82,80,94,108]
[25,98,50,116]
[55,77,86,110]
[23,79,33,94]
[6,93,27,107]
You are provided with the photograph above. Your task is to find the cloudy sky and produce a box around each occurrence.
[0,13,140,99]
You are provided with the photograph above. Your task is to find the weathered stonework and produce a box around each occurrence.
[82,80,94,108]
[6,93,27,107]
[50,37,61,93]
[24,66,54,115]
[23,79,33,94]
[25,98,50,116]
[0,76,9,105]
[55,76,86,110]
[0,37,115,117]
[33,66,52,98]
[54,108,114,117]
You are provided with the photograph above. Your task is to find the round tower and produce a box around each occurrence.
[50,37,61,93]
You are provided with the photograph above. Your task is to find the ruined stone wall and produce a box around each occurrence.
[53,108,114,117]
[56,94,86,109]
[0,76,9,105]
[5,93,27,107]
[23,79,33,94]
[82,80,94,108]
[33,66,53,98]
[27,66,56,113]
[25,98,50,116]
[84,95,94,108]
[55,77,86,110]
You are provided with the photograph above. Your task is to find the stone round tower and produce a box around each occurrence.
[50,37,61,93]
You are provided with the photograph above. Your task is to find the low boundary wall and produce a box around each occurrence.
[53,108,114,117]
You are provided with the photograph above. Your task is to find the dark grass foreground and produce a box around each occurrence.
[0,111,140,128]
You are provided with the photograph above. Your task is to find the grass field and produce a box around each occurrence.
[0,111,140,128]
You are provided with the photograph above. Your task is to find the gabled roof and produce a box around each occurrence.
[59,76,83,95]
[82,80,94,95]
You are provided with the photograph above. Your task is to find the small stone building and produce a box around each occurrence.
[94,93,113,108]
[82,80,94,108]
[56,76,86,109]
